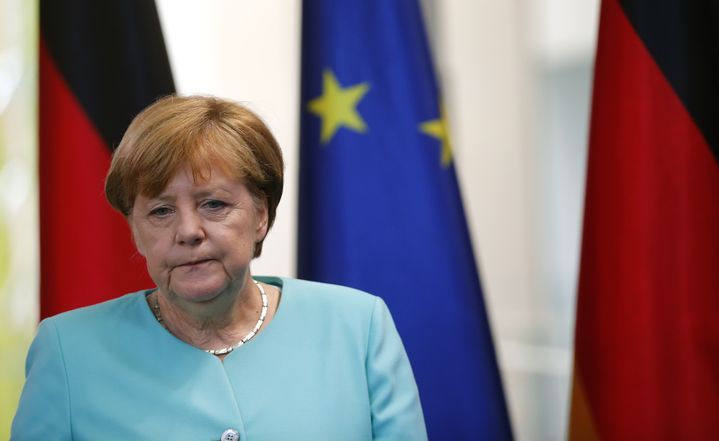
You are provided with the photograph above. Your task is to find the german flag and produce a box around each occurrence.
[40,0,174,319]
[570,1,719,439]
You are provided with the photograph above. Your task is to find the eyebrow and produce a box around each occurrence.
[151,186,235,202]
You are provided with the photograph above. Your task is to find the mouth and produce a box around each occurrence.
[176,259,213,269]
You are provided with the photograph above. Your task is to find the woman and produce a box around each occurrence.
[11,96,427,440]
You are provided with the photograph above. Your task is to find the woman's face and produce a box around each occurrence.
[129,165,268,307]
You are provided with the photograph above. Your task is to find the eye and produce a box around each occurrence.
[148,206,173,218]
[201,199,228,211]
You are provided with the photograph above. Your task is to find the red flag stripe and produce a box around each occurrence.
[39,39,152,318]
[571,0,719,439]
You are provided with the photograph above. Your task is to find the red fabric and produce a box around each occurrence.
[39,39,153,319]
[571,0,719,439]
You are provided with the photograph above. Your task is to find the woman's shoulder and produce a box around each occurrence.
[42,290,153,333]
[259,276,384,322]
[263,277,378,305]
[282,277,374,297]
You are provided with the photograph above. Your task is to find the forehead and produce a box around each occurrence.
[138,153,239,194]
[133,135,243,194]
[160,165,243,194]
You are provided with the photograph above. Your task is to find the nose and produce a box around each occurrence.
[175,210,206,246]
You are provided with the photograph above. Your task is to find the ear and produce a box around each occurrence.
[255,199,269,242]
[127,214,146,257]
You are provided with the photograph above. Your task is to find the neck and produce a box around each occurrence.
[153,278,263,350]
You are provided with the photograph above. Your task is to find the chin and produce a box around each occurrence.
[177,290,223,304]
[170,282,230,304]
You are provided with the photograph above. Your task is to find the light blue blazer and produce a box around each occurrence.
[11,277,427,440]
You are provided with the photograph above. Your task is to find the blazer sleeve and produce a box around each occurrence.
[11,319,72,441]
[366,297,428,441]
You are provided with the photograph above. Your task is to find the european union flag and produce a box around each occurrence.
[299,1,513,439]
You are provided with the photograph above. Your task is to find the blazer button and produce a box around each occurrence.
[220,428,240,441]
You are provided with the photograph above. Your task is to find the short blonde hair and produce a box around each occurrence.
[105,95,284,257]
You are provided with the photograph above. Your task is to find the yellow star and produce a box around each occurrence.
[419,107,453,167]
[307,69,370,144]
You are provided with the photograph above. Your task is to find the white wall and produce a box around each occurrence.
[155,1,600,439]
[155,0,301,279]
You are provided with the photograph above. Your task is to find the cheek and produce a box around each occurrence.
[142,246,173,288]
[139,235,173,272]
[214,226,256,261]
[128,219,144,255]
[133,233,146,257]
[145,242,169,265]
[255,203,269,239]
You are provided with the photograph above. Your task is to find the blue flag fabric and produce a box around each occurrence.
[298,1,513,439]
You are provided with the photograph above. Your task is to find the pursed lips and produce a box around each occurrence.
[174,259,213,269]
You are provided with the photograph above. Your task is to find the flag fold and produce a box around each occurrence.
[299,1,513,439]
